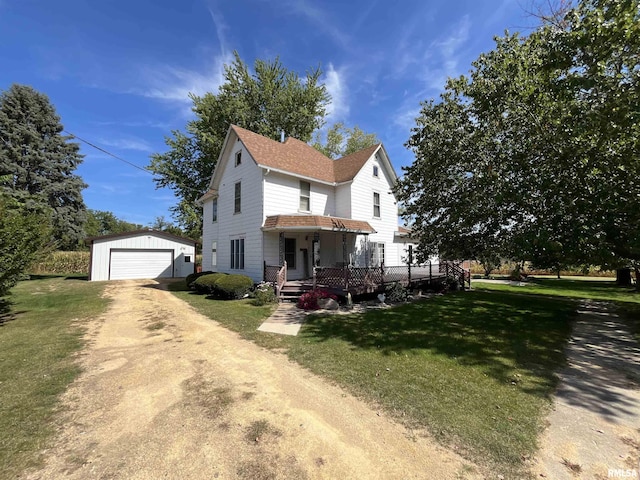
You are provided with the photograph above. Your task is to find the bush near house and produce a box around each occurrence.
[192,272,253,299]
[192,273,228,294]
[297,289,337,310]
[251,282,278,306]
[186,270,214,289]
[215,274,254,299]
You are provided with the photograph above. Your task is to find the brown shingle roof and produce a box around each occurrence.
[263,215,376,234]
[231,125,378,184]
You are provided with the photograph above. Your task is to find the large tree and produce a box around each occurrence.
[0,84,87,250]
[312,123,381,159]
[395,0,640,285]
[149,52,330,237]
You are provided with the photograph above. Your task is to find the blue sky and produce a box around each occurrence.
[0,0,537,228]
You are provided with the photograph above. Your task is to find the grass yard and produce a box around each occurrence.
[474,277,640,343]
[0,276,109,478]
[170,281,577,477]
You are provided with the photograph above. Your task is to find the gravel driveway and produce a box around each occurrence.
[25,279,478,480]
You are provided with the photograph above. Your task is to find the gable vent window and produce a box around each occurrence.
[299,181,310,211]
[373,165,379,177]
[235,150,242,166]
[373,192,381,218]
[234,182,241,214]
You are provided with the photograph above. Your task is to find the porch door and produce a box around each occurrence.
[284,238,296,270]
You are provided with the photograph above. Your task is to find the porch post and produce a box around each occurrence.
[279,232,285,266]
[407,245,412,284]
[342,233,347,266]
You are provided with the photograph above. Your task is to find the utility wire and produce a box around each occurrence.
[63,130,208,196]
[63,130,152,174]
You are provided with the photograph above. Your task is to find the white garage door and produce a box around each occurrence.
[109,249,174,280]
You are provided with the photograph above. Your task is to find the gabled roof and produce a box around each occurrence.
[262,215,376,234]
[231,125,386,185]
[85,229,198,245]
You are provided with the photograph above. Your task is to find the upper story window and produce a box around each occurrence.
[234,182,241,213]
[212,198,218,223]
[299,181,310,211]
[235,151,242,166]
[373,192,381,218]
[373,165,379,177]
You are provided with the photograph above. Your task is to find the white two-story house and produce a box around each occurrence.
[198,125,417,288]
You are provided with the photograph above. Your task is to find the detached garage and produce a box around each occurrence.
[87,230,197,281]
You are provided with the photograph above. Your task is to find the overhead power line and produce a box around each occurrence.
[63,130,152,174]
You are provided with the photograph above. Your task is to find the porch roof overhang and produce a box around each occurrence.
[262,215,376,234]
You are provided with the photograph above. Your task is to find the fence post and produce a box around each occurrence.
[313,266,317,290]
[381,263,385,286]
[263,261,266,281]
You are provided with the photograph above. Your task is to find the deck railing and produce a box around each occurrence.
[264,261,287,298]
[313,263,444,291]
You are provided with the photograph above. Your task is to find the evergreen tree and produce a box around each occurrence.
[0,84,87,250]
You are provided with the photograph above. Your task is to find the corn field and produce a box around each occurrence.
[29,251,90,275]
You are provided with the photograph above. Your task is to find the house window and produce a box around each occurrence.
[185,256,191,263]
[212,198,218,223]
[370,242,385,267]
[373,165,379,177]
[234,182,241,213]
[211,241,217,268]
[235,150,242,166]
[284,238,296,269]
[230,238,244,269]
[299,181,310,211]
[373,192,381,218]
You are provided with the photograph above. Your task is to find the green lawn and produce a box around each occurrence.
[0,276,109,478]
[474,277,640,343]
[171,281,577,477]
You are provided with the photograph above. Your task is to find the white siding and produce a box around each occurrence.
[202,140,265,282]
[90,233,195,281]
[350,153,403,266]
[263,172,335,217]
[335,183,351,218]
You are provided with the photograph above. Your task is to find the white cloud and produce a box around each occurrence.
[100,137,153,152]
[324,63,349,123]
[136,53,232,104]
[423,15,471,90]
[264,0,352,50]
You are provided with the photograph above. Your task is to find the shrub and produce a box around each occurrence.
[297,289,337,311]
[385,282,409,303]
[252,282,278,306]
[214,274,254,299]
[193,273,228,294]
[186,270,214,289]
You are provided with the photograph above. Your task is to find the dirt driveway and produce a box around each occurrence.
[26,280,478,480]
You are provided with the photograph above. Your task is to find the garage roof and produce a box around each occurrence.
[85,229,198,245]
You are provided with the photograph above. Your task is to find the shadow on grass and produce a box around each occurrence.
[552,300,640,422]
[301,290,575,399]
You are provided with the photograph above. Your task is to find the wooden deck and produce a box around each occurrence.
[266,262,468,301]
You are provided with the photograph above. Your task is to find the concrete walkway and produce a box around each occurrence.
[533,300,640,479]
[257,302,306,336]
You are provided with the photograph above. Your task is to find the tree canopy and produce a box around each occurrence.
[84,209,143,238]
[395,0,640,279]
[312,123,381,159]
[0,84,87,250]
[149,52,331,238]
